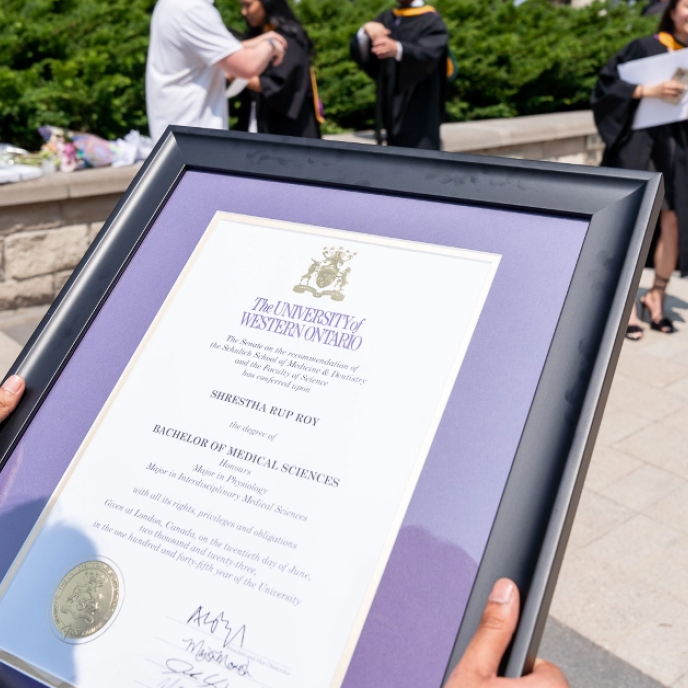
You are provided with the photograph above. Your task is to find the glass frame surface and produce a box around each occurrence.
[0,129,663,685]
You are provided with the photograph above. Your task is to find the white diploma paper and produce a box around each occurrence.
[0,213,500,688]
[618,49,688,129]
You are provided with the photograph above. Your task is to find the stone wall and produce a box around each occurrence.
[0,110,601,310]
[0,167,135,310]
[330,110,604,166]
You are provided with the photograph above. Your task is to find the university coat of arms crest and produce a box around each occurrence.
[293,246,356,301]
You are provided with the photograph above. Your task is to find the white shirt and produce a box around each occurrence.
[146,0,242,141]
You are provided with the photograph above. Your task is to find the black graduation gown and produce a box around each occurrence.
[236,29,320,139]
[350,9,448,150]
[591,35,688,276]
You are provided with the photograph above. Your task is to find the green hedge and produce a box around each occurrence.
[0,0,153,150]
[0,0,656,149]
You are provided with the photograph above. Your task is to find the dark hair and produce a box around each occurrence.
[658,0,679,33]
[246,0,315,55]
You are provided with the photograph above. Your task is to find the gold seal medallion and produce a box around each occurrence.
[51,560,121,642]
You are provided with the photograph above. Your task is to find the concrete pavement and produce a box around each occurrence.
[1,270,687,686]
[549,268,688,687]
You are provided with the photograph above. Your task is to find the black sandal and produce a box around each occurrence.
[649,317,676,334]
[640,274,676,334]
[625,325,644,341]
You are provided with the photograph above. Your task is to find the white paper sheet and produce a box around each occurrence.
[226,78,249,98]
[0,213,500,688]
[618,49,688,129]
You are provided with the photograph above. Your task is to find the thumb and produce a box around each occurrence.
[459,578,520,678]
[0,374,25,423]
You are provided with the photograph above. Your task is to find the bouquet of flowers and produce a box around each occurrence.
[38,126,117,172]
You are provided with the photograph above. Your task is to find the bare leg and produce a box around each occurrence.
[626,303,643,340]
[640,209,679,332]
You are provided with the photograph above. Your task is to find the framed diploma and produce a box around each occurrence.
[0,130,661,688]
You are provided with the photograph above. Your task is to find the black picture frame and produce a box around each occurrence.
[0,128,662,684]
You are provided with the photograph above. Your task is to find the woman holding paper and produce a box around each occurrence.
[592,0,688,338]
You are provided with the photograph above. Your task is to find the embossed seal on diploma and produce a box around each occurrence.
[51,560,121,642]
[294,246,356,301]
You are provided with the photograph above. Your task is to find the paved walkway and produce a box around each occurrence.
[549,268,688,687]
[1,270,688,686]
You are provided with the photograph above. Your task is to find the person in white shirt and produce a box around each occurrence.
[146,0,287,141]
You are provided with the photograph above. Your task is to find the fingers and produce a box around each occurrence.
[371,47,395,59]
[363,22,390,40]
[444,579,568,688]
[371,37,397,59]
[273,34,287,50]
[659,80,687,100]
[459,579,520,679]
[263,31,287,50]
[0,375,25,423]
[267,36,286,66]
[272,46,285,66]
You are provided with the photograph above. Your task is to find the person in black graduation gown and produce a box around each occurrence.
[591,0,688,337]
[350,0,448,150]
[643,0,669,16]
[236,0,321,138]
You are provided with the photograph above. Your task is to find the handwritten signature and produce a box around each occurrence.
[187,606,246,649]
[183,637,251,675]
[158,657,250,688]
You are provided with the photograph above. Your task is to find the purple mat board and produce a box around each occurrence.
[0,170,588,688]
